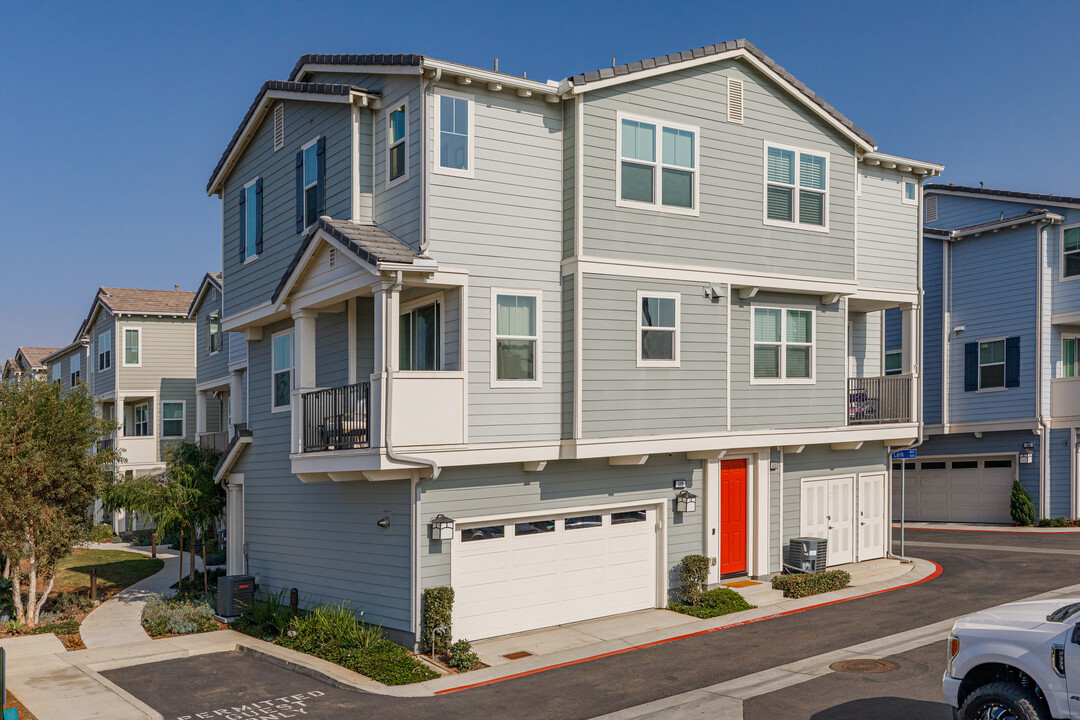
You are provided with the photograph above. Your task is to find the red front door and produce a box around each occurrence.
[720,459,748,576]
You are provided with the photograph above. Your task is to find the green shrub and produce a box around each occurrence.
[677,554,711,606]
[286,602,380,654]
[313,639,438,685]
[52,592,93,617]
[141,594,216,636]
[119,529,156,546]
[174,568,226,598]
[204,550,227,567]
[1038,517,1080,528]
[235,588,291,639]
[1010,480,1037,526]
[669,587,755,619]
[27,618,80,636]
[87,523,114,543]
[447,639,480,672]
[0,576,14,618]
[771,569,851,599]
[421,586,454,654]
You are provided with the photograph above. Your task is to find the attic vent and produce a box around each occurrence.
[273,103,285,151]
[328,247,337,269]
[727,78,744,124]
[925,195,938,223]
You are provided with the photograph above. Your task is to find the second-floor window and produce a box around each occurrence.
[901,180,917,205]
[123,328,140,366]
[133,402,150,437]
[162,401,184,438]
[885,351,903,376]
[400,299,440,371]
[752,307,814,382]
[51,363,61,385]
[493,291,540,385]
[436,92,472,176]
[617,115,698,212]
[97,331,111,371]
[764,143,828,230]
[1064,337,1080,378]
[638,293,680,367]
[296,138,324,232]
[208,313,221,354]
[70,354,80,386]
[388,102,407,184]
[964,337,1019,391]
[1064,226,1080,278]
[272,331,293,411]
[978,339,1005,390]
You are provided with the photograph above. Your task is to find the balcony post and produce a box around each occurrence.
[195,390,208,436]
[901,304,919,422]
[116,396,125,438]
[229,369,244,438]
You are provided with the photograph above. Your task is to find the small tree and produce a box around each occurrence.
[0,380,118,626]
[1010,480,1037,526]
[166,442,224,592]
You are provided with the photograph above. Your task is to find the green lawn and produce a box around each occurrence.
[53,549,163,598]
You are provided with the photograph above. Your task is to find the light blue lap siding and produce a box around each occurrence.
[195,286,229,386]
[315,311,348,389]
[420,455,703,604]
[921,239,944,425]
[849,310,881,378]
[1048,427,1073,518]
[580,275,725,438]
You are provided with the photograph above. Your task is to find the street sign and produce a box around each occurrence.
[892,449,917,459]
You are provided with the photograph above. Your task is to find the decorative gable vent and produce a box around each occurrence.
[273,103,285,151]
[925,195,938,223]
[727,78,744,124]
[328,247,337,269]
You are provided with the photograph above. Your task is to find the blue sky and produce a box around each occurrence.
[2,1,1078,353]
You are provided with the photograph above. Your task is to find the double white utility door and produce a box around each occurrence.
[800,473,885,565]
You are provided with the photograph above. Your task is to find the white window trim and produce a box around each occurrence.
[636,291,681,368]
[1061,223,1080,282]
[750,305,816,385]
[70,354,81,387]
[132,401,152,438]
[900,178,918,206]
[301,136,321,232]
[385,95,410,189]
[399,291,445,372]
[208,313,222,356]
[51,364,61,384]
[489,287,542,388]
[242,177,260,264]
[615,111,700,217]
[97,330,112,371]
[433,89,475,179]
[761,139,830,233]
[976,335,1008,393]
[1061,333,1080,379]
[161,400,186,439]
[271,329,294,413]
[122,327,142,368]
[884,349,903,376]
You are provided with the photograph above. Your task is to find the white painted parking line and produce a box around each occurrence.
[902,540,1080,556]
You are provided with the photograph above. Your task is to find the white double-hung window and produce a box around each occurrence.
[1063,337,1080,378]
[764,142,828,230]
[133,402,150,437]
[123,328,140,366]
[435,91,473,176]
[979,339,1006,390]
[492,290,540,386]
[637,292,680,367]
[387,101,408,185]
[97,331,112,370]
[51,363,61,385]
[1063,225,1080,279]
[752,307,814,383]
[162,401,184,438]
[69,354,80,387]
[617,113,698,213]
[272,331,293,411]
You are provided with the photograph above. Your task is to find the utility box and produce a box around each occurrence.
[216,574,255,620]
[784,537,828,574]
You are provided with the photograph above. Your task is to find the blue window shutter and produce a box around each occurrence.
[254,177,264,255]
[316,136,326,216]
[295,150,304,233]
[1006,336,1021,387]
[237,188,246,261]
[964,342,978,392]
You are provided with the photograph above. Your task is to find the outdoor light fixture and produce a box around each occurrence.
[675,490,697,513]
[1021,441,1035,464]
[430,514,455,541]
[377,516,391,530]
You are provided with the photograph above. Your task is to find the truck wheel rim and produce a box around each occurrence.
[978,706,1015,720]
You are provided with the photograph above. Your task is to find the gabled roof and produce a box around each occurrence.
[97,287,197,315]
[207,81,379,195]
[188,272,223,318]
[41,339,89,365]
[289,53,423,81]
[271,217,431,303]
[16,347,62,370]
[925,209,1065,240]
[214,426,253,483]
[926,184,1080,207]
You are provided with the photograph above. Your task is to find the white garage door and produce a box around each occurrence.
[892,457,1015,524]
[452,506,660,641]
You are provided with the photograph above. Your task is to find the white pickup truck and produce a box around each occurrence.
[945,598,1080,719]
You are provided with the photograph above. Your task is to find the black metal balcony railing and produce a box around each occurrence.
[197,431,230,453]
[96,437,114,453]
[848,375,912,425]
[302,381,371,452]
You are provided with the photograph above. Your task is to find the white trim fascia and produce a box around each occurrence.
[1052,310,1080,326]
[761,139,830,234]
[422,59,558,96]
[196,376,233,393]
[160,399,187,440]
[222,301,276,333]
[186,274,223,320]
[296,63,422,80]
[273,231,380,312]
[926,187,1080,211]
[432,87,475,179]
[568,47,876,153]
[636,290,681,368]
[952,212,1065,239]
[384,93,411,190]
[350,102,361,220]
[564,256,858,296]
[120,326,142,368]
[928,419,1040,435]
[848,287,920,305]
[860,151,943,176]
[489,286,543,388]
[615,111,700,217]
[214,434,253,483]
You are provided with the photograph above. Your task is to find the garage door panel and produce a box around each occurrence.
[893,459,1014,524]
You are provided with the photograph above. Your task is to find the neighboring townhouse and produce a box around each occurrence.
[207,40,940,646]
[2,346,62,381]
[890,183,1080,523]
[77,286,198,531]
[42,338,90,390]
[189,272,248,453]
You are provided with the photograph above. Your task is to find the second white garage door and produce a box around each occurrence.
[451,506,660,641]
[892,457,1015,524]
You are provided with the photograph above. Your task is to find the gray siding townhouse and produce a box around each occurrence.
[2,346,61,381]
[208,40,941,646]
[888,184,1080,523]
[189,272,248,453]
[77,286,198,531]
[42,339,90,391]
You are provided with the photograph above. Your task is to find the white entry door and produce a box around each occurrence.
[801,476,854,566]
[857,472,886,561]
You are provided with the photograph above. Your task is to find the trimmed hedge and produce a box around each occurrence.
[1011,480,1037,526]
[421,586,454,654]
[677,555,711,606]
[771,569,851,599]
[669,588,755,619]
[1038,517,1080,528]
[447,639,480,672]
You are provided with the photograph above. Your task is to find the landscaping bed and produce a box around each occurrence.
[142,594,222,638]
[772,569,851,599]
[669,587,756,619]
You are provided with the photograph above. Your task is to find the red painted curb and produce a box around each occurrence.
[893,524,1080,534]
[434,560,945,695]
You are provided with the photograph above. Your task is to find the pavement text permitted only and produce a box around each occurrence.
[176,690,326,720]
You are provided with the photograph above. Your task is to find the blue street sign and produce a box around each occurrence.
[891,449,917,459]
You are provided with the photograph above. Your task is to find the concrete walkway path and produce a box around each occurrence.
[79,542,205,649]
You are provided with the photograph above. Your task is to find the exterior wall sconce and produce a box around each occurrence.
[1021,441,1035,464]
[431,514,455,541]
[377,516,391,530]
[675,490,697,513]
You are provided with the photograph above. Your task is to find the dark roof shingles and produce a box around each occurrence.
[97,287,197,315]
[288,53,423,82]
[925,184,1080,206]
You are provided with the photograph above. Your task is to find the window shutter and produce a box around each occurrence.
[727,78,744,124]
[925,195,938,223]
[1005,336,1021,387]
[295,150,304,233]
[316,136,326,216]
[254,177,264,255]
[964,342,978,392]
[238,188,246,261]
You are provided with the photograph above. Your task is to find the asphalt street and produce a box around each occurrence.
[103,528,1080,720]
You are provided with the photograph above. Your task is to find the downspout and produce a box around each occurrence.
[1036,220,1051,519]
[419,67,441,254]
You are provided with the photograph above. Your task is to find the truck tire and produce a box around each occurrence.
[959,681,1048,720]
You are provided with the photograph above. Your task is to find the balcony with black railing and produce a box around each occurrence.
[302,381,371,453]
[847,375,913,425]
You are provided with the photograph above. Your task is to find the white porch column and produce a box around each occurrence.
[195,391,208,436]
[292,310,318,454]
[901,304,919,422]
[116,396,125,438]
[229,369,244,437]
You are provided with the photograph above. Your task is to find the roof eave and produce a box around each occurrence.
[861,151,944,177]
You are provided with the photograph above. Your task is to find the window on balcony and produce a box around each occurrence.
[885,351,902,376]
[493,290,540,386]
[752,307,814,383]
[272,331,293,411]
[133,403,150,437]
[400,299,440,371]
[1063,337,1079,378]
